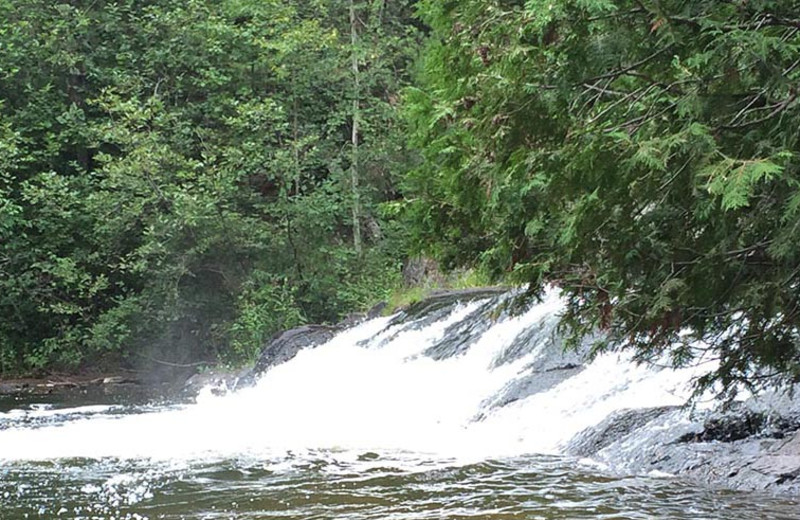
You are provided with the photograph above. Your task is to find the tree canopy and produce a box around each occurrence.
[0,0,421,374]
[404,0,800,396]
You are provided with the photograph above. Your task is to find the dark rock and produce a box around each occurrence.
[242,289,506,387]
[761,432,800,482]
[678,408,800,443]
[547,363,581,371]
[477,322,590,414]
[238,324,340,386]
[373,288,509,350]
[393,288,508,325]
[337,312,366,329]
[0,382,24,395]
[422,297,504,360]
[366,301,388,319]
[570,398,800,494]
[491,316,560,368]
[662,429,800,493]
[567,406,680,457]
[481,365,585,415]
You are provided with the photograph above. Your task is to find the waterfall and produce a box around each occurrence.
[0,289,711,464]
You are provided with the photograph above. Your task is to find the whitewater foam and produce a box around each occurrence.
[0,289,712,465]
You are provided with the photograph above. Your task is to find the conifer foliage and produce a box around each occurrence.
[406,0,800,395]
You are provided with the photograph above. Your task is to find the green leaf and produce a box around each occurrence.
[703,157,784,211]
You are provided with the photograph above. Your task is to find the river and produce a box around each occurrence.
[2,291,799,519]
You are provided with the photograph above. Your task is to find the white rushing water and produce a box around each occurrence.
[0,290,712,464]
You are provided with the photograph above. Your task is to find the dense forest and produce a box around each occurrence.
[1,0,799,395]
[0,0,422,373]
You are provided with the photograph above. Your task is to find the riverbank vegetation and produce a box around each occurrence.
[0,0,421,373]
[2,0,799,396]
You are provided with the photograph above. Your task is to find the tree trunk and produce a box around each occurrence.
[350,0,362,254]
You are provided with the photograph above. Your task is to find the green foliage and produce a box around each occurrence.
[228,274,306,365]
[0,0,421,375]
[385,267,491,314]
[386,285,430,314]
[406,0,800,397]
[703,154,790,211]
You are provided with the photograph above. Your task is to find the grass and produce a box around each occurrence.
[381,266,495,316]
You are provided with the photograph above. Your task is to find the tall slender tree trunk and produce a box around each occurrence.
[292,74,300,197]
[350,0,362,254]
[67,66,90,172]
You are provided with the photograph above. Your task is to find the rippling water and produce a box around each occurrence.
[2,399,799,520]
[3,452,800,519]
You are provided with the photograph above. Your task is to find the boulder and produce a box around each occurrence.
[569,401,800,493]
[366,301,388,319]
[183,369,244,396]
[237,324,340,387]
[755,432,800,484]
[0,382,25,395]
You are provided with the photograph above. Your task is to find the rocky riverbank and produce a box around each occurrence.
[0,372,144,397]
[566,393,800,494]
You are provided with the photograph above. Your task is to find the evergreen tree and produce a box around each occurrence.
[406,0,800,397]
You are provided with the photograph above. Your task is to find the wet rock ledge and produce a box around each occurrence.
[567,402,800,494]
[673,408,800,492]
[236,287,506,387]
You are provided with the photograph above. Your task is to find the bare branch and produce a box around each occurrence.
[580,46,674,85]
[722,92,798,130]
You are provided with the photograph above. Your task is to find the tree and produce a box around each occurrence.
[350,0,363,253]
[406,0,800,397]
[0,0,422,374]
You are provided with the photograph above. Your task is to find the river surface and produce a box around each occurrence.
[2,394,799,520]
[3,293,800,518]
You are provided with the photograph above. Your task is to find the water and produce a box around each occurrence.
[3,453,798,519]
[2,291,799,518]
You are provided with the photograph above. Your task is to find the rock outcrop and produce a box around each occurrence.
[670,408,800,492]
[238,289,507,387]
[237,324,341,387]
[566,401,800,494]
